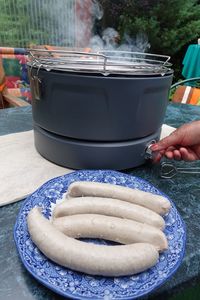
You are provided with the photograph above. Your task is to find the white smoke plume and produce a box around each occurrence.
[39,0,150,53]
[75,0,104,47]
[77,0,150,53]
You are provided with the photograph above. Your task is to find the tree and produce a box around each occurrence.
[118,0,200,54]
[117,0,200,79]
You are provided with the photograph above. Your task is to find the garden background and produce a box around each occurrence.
[0,0,200,82]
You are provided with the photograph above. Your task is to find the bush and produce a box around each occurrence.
[117,0,200,80]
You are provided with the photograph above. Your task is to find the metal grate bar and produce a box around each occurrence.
[28,48,172,76]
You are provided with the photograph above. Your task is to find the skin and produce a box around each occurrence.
[27,207,159,277]
[67,181,171,215]
[151,120,200,162]
[53,214,168,252]
[53,197,165,230]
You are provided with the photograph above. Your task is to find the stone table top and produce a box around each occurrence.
[0,103,200,299]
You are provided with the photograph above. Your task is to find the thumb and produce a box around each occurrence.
[151,131,182,151]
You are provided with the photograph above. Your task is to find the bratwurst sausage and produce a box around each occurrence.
[53,197,165,230]
[67,181,171,215]
[27,207,159,277]
[53,214,168,251]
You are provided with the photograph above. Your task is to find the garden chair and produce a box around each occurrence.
[171,77,200,105]
[0,47,31,108]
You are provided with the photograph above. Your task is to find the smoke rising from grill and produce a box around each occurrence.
[89,29,150,53]
[75,0,104,48]
[91,0,104,20]
[39,0,150,52]
[77,0,150,53]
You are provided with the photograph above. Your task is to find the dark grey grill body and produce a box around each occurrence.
[30,67,173,169]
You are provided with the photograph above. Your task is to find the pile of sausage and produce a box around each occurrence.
[27,181,171,277]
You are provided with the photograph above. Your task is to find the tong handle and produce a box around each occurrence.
[176,167,200,174]
[160,162,200,178]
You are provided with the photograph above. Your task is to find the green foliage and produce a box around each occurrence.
[0,0,52,47]
[118,0,200,78]
[119,0,200,54]
[1,0,200,80]
[1,0,27,46]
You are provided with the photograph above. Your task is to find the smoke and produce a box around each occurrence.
[89,29,150,53]
[76,0,103,20]
[75,0,104,47]
[80,0,151,53]
[89,28,119,50]
[91,0,103,20]
[34,0,150,52]
[118,33,151,53]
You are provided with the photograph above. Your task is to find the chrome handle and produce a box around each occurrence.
[144,140,157,160]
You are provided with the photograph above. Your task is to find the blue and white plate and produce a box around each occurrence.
[14,170,186,299]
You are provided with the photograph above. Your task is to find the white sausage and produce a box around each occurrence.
[27,207,159,277]
[53,197,165,230]
[67,181,171,215]
[53,214,168,252]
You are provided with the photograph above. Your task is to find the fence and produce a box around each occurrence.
[0,0,78,48]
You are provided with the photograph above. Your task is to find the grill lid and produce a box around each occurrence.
[28,48,172,76]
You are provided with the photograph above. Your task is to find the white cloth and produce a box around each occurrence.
[160,124,176,140]
[0,130,72,206]
[0,125,175,207]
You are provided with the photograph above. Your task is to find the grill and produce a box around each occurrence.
[29,49,171,76]
[28,48,173,170]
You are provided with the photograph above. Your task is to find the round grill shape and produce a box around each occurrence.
[28,48,173,170]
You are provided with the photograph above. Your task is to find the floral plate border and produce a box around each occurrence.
[14,170,186,299]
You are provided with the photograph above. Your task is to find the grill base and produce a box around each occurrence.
[34,124,161,170]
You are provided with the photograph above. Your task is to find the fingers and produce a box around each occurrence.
[152,146,177,162]
[152,150,165,163]
[152,146,198,163]
[166,147,198,161]
[150,120,200,162]
[165,150,174,160]
[151,130,182,152]
[164,146,177,160]
[151,127,185,163]
[173,150,182,160]
[179,147,198,161]
[161,149,181,161]
[152,121,200,156]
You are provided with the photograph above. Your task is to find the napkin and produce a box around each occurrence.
[0,124,175,207]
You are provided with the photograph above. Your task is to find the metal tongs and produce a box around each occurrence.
[160,162,200,178]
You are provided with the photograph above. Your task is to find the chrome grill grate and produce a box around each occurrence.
[28,48,172,76]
